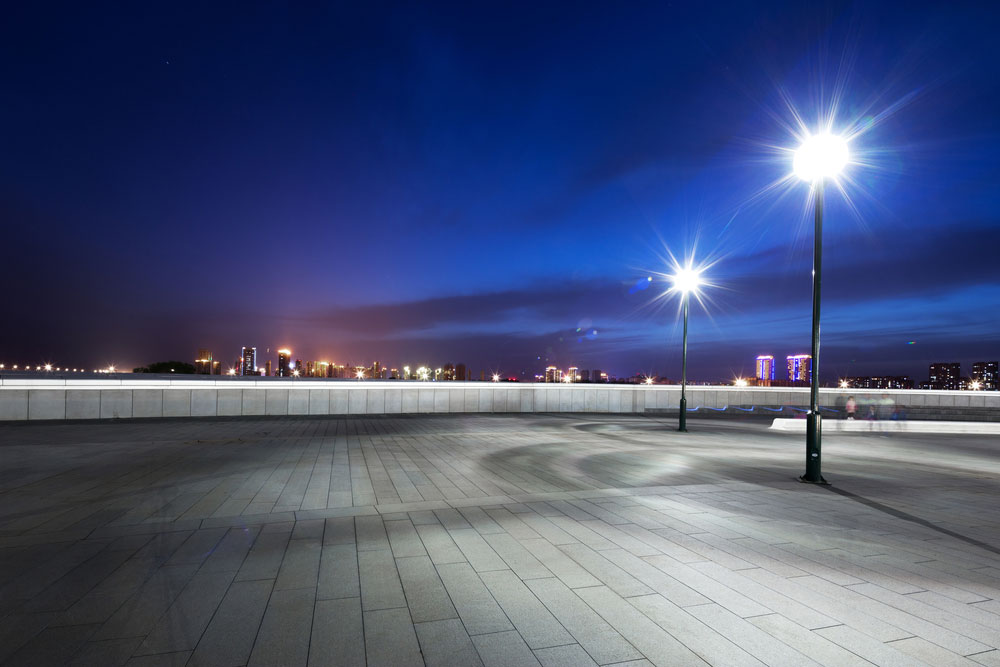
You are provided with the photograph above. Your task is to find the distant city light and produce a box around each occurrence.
[839,379,850,389]
[492,373,501,383]
[734,378,748,387]
[644,377,655,385]
[227,368,237,375]
[355,368,365,380]
[793,132,849,183]
[292,369,300,377]
[970,380,982,390]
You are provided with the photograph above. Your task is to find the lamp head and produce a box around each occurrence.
[671,266,702,295]
[794,132,849,182]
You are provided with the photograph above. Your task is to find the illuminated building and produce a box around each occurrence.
[567,367,579,382]
[265,360,272,377]
[928,362,961,390]
[580,369,590,382]
[755,355,774,382]
[592,369,606,383]
[277,349,291,377]
[241,347,256,376]
[786,355,811,383]
[843,376,913,390]
[544,366,561,383]
[972,361,998,391]
[195,349,213,374]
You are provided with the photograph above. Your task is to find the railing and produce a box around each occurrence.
[1,377,997,421]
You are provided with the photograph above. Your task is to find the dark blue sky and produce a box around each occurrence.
[3,1,999,381]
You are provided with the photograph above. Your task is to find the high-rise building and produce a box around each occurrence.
[928,362,961,390]
[971,361,998,390]
[755,355,774,382]
[786,355,811,383]
[580,369,591,382]
[456,363,467,381]
[195,349,213,374]
[241,347,256,376]
[277,349,291,377]
[843,376,913,389]
[544,366,560,383]
[592,370,605,383]
[265,360,272,377]
[567,367,579,382]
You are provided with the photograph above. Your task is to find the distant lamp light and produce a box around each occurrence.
[839,379,850,389]
[562,374,573,383]
[227,368,236,375]
[355,369,365,380]
[492,373,501,383]
[793,132,849,182]
[734,378,748,387]
[292,369,300,377]
[644,377,655,385]
[970,380,982,391]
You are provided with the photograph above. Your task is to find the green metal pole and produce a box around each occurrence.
[802,181,827,484]
[679,291,689,432]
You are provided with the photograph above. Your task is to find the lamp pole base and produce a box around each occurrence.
[800,412,828,484]
[678,397,687,432]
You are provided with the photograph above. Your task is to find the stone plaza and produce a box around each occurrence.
[1,413,999,666]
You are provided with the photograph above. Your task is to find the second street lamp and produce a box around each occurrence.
[670,265,703,432]
[793,131,849,484]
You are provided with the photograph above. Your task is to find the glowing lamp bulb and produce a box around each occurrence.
[794,132,849,182]
[492,374,501,383]
[671,266,702,294]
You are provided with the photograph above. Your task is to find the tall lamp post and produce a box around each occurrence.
[670,266,703,432]
[793,132,849,484]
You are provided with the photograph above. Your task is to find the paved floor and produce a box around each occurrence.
[1,414,999,666]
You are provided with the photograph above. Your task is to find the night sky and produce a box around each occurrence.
[3,2,999,382]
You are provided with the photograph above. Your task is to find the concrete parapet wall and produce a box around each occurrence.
[1,378,998,422]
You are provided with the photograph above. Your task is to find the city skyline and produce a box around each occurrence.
[2,3,998,382]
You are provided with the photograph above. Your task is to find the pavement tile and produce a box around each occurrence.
[414,618,484,667]
[471,630,542,667]
[248,587,315,667]
[437,562,514,635]
[480,569,573,649]
[363,607,423,667]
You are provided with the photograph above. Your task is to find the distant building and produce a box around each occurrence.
[277,349,291,377]
[972,361,999,390]
[241,347,256,376]
[456,363,467,381]
[755,355,774,383]
[928,362,961,390]
[843,376,913,390]
[567,367,579,382]
[580,369,591,382]
[786,355,811,383]
[592,370,606,383]
[195,349,213,374]
[265,360,272,377]
[545,366,560,383]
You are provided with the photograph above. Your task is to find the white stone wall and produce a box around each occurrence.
[1,378,998,421]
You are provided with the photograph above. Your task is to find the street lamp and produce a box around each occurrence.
[670,265,703,432]
[794,131,849,484]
